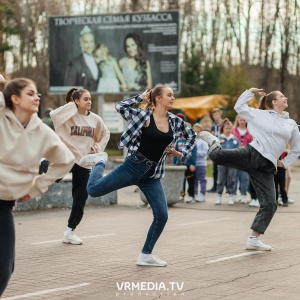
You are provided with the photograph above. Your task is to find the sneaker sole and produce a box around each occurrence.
[136,262,167,267]
[246,246,271,251]
[62,239,82,245]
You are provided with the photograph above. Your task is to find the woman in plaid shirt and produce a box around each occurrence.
[80,84,196,267]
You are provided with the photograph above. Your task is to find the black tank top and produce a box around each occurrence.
[138,114,173,162]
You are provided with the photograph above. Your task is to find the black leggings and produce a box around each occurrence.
[0,200,15,297]
[68,164,90,230]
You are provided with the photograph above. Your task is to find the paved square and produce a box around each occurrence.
[3,165,300,300]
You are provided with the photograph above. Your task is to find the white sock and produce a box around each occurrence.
[139,253,151,259]
[65,227,73,235]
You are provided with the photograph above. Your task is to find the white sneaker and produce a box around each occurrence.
[199,131,220,148]
[288,198,294,204]
[228,195,235,205]
[253,199,260,207]
[215,194,222,205]
[246,236,272,251]
[239,195,247,204]
[62,232,82,245]
[249,199,260,207]
[178,196,184,203]
[137,254,167,267]
[186,196,194,203]
[195,193,205,202]
[79,152,108,167]
[278,198,283,206]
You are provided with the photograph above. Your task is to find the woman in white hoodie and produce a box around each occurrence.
[50,88,110,245]
[0,78,74,297]
[200,88,300,251]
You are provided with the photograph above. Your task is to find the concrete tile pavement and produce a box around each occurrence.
[3,163,300,300]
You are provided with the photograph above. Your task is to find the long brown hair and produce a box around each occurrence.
[3,78,35,110]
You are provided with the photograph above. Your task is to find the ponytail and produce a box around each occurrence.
[65,87,88,103]
[258,91,279,110]
[259,96,267,110]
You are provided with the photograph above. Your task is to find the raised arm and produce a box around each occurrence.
[50,102,78,130]
[234,88,265,121]
[115,90,149,121]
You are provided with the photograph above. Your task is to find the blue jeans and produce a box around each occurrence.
[87,154,168,254]
[194,166,207,195]
[236,170,249,196]
[217,165,237,195]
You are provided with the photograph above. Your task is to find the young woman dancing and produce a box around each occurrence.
[0,78,74,296]
[50,88,110,245]
[80,85,196,266]
[200,88,300,251]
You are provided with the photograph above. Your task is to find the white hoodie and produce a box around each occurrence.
[234,90,300,168]
[0,93,75,200]
[50,102,110,168]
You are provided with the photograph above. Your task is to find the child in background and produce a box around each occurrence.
[274,148,289,206]
[193,123,209,202]
[174,122,197,203]
[216,119,240,205]
[232,115,253,204]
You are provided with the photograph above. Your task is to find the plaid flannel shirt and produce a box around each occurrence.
[115,94,196,179]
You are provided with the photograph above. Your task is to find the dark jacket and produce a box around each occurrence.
[64,54,98,91]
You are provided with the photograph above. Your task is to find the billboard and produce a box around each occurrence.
[48,11,180,94]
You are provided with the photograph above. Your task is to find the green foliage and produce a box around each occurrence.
[219,65,254,99]
[200,63,224,95]
[180,42,224,97]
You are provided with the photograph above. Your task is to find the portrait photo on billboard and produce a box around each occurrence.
[48,11,180,94]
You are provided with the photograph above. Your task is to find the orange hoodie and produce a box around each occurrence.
[0,93,75,200]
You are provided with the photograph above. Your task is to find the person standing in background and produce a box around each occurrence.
[232,115,253,204]
[208,107,223,192]
[173,122,197,203]
[193,123,209,202]
[215,119,240,205]
[50,87,110,245]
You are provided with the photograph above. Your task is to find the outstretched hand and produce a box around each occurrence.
[249,88,267,97]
